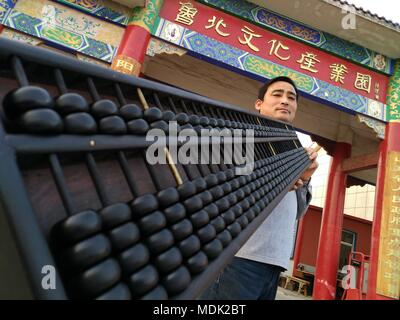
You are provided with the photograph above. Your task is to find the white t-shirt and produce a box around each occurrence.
[235,191,298,270]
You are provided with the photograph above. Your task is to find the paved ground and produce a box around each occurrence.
[275,286,313,300]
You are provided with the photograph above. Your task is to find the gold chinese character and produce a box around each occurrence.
[390,216,400,224]
[116,59,134,72]
[393,195,400,203]
[385,260,400,273]
[385,260,400,271]
[267,39,290,61]
[391,206,400,216]
[388,238,400,247]
[330,63,348,84]
[384,272,400,281]
[354,73,372,93]
[112,55,140,76]
[386,248,400,257]
[297,52,320,73]
[238,26,261,52]
[386,283,400,298]
[205,16,230,37]
[175,2,198,26]
[392,185,400,192]
[394,166,400,172]
[375,83,380,100]
[393,176,400,183]
[389,228,400,237]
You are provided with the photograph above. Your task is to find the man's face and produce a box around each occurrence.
[255,81,298,123]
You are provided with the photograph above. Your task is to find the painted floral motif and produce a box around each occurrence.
[242,55,315,93]
[54,0,130,25]
[184,31,243,68]
[41,24,83,49]
[130,0,163,33]
[368,100,384,119]
[163,22,183,44]
[4,8,117,62]
[320,33,370,65]
[0,27,43,45]
[254,8,323,45]
[146,38,186,57]
[0,0,17,24]
[64,0,98,10]
[314,79,367,114]
[42,4,101,37]
[373,54,387,71]
[386,60,400,122]
[358,115,385,139]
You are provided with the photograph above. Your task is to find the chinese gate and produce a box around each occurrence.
[0,0,399,299]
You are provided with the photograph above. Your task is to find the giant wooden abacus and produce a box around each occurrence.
[0,38,311,299]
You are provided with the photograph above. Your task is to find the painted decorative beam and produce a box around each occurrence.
[199,0,395,76]
[1,0,124,63]
[358,115,386,139]
[51,0,132,26]
[341,152,379,173]
[0,0,17,24]
[112,0,145,8]
[386,60,400,122]
[154,17,388,122]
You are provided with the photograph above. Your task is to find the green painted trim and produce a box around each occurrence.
[387,60,400,122]
[129,0,163,34]
[0,0,17,25]
[242,55,315,93]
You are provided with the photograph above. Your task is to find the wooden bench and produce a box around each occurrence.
[283,275,310,296]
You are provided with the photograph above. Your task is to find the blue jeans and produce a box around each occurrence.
[199,257,284,300]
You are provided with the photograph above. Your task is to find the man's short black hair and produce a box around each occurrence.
[258,76,299,101]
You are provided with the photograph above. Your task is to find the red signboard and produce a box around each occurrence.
[160,0,389,103]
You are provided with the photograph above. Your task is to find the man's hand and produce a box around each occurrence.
[291,145,319,190]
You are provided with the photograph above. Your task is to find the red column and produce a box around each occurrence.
[313,142,351,300]
[292,217,305,275]
[112,25,151,76]
[111,0,163,76]
[367,122,400,300]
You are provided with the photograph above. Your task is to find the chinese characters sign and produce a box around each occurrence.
[377,152,400,299]
[160,0,389,103]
